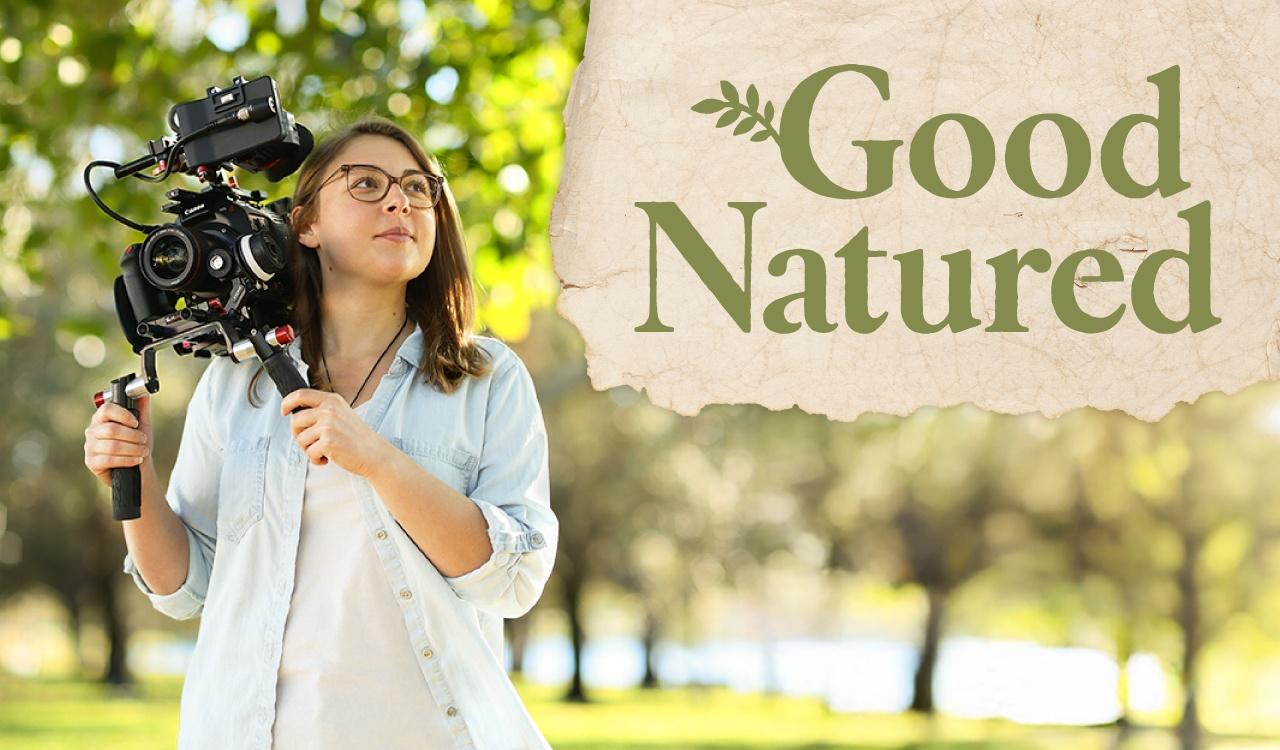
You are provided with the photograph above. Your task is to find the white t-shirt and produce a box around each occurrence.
[272,400,454,748]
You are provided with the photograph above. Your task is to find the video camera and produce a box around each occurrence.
[84,75,314,521]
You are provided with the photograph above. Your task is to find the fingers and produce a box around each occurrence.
[93,402,140,428]
[88,437,149,460]
[287,409,319,439]
[85,430,149,459]
[292,423,334,466]
[84,435,149,477]
[85,403,152,484]
[280,388,339,416]
[304,439,329,466]
[85,411,149,462]
[86,421,148,445]
[295,425,322,452]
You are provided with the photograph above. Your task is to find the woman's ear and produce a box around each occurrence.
[290,205,319,249]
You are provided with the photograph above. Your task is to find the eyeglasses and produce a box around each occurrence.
[318,164,445,209]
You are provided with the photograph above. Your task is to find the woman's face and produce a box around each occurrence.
[294,134,437,289]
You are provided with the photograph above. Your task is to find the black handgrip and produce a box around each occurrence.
[111,459,142,521]
[110,380,142,521]
[260,346,309,414]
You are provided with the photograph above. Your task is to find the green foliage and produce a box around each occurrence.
[0,0,586,341]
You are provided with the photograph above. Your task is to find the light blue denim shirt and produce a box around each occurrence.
[122,325,557,749]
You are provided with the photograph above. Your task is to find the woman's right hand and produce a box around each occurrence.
[84,394,153,488]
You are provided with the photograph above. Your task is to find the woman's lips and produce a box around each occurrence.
[376,230,413,242]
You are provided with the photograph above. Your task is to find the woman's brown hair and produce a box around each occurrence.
[246,116,491,406]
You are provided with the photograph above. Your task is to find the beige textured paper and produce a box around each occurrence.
[550,0,1280,421]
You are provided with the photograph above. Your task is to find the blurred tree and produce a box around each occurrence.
[845,406,1028,713]
[644,404,794,691]
[0,291,187,685]
[1134,400,1280,750]
[519,306,681,702]
[543,379,684,701]
[714,406,860,693]
[1046,410,1169,740]
[1046,396,1280,750]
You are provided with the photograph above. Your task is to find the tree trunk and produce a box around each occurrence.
[910,586,946,714]
[640,608,660,689]
[60,589,85,675]
[1110,619,1135,749]
[97,570,131,686]
[562,574,589,703]
[1176,532,1202,750]
[80,508,131,686]
[506,614,530,677]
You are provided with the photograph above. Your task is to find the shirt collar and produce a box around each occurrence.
[395,322,423,368]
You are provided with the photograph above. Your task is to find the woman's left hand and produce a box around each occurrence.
[280,389,388,476]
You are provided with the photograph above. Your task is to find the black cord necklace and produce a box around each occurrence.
[320,313,410,408]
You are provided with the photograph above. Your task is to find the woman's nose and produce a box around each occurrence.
[382,184,410,214]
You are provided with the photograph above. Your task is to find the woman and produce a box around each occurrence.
[82,117,557,749]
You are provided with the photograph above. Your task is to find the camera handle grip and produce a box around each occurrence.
[255,337,308,413]
[109,377,143,521]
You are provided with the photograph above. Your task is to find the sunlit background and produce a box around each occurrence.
[2,2,1280,749]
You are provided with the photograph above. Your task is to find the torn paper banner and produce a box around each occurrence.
[549,0,1280,421]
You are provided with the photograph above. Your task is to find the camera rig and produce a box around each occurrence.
[84,75,314,521]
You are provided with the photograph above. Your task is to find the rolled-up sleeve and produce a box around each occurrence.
[121,357,224,620]
[444,353,557,619]
[123,523,212,620]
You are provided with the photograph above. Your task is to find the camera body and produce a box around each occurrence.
[106,75,312,359]
[114,186,292,356]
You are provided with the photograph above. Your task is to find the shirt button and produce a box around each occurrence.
[375,530,388,540]
[422,648,434,659]
[445,706,458,718]
[531,532,545,546]
[400,589,413,600]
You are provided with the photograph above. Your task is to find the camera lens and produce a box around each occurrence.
[151,239,189,280]
[239,232,285,281]
[140,226,201,291]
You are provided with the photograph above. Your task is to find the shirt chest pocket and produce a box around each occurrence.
[218,436,270,542]
[390,437,478,496]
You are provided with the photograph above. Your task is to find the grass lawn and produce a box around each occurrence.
[0,671,1259,749]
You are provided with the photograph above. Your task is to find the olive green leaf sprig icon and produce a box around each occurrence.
[692,81,779,144]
